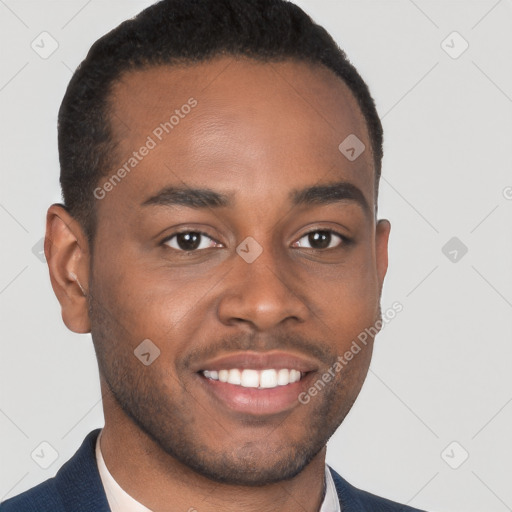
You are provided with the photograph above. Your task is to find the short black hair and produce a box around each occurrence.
[58,0,383,242]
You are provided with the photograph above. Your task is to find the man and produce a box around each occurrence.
[0,0,427,510]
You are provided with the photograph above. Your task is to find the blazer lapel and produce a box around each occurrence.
[53,428,111,512]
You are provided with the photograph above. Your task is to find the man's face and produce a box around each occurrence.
[88,58,389,485]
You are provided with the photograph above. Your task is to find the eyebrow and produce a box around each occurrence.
[289,181,372,218]
[142,186,234,209]
[141,180,372,217]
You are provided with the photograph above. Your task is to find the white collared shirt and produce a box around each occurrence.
[96,429,341,512]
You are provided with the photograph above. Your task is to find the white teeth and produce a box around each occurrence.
[201,368,304,388]
[277,369,290,385]
[227,368,241,385]
[289,369,301,383]
[259,369,278,389]
[241,369,259,388]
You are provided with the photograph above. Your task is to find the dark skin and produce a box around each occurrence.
[45,58,390,512]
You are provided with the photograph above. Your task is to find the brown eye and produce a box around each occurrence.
[163,231,220,252]
[294,230,346,250]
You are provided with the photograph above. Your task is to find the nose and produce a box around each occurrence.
[216,244,310,332]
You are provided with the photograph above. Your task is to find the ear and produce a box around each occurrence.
[375,218,391,295]
[45,204,91,333]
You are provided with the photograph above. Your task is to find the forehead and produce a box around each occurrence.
[103,57,374,212]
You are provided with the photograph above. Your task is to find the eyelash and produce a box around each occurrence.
[161,228,351,252]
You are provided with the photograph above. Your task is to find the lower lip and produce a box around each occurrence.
[197,373,313,416]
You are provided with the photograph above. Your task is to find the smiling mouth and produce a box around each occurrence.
[200,368,307,389]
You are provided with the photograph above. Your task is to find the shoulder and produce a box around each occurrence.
[0,478,63,512]
[0,429,110,512]
[328,466,428,512]
[0,477,68,512]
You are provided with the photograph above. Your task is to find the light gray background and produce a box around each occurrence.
[1,1,511,511]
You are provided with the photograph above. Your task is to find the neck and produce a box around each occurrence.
[99,380,327,512]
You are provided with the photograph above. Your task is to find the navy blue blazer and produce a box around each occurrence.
[1,429,426,511]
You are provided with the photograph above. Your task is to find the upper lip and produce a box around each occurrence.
[194,350,319,373]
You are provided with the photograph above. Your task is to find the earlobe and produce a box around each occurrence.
[45,204,91,333]
[375,219,391,291]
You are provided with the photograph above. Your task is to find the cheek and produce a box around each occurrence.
[91,248,218,357]
[295,250,380,333]
[90,243,158,340]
